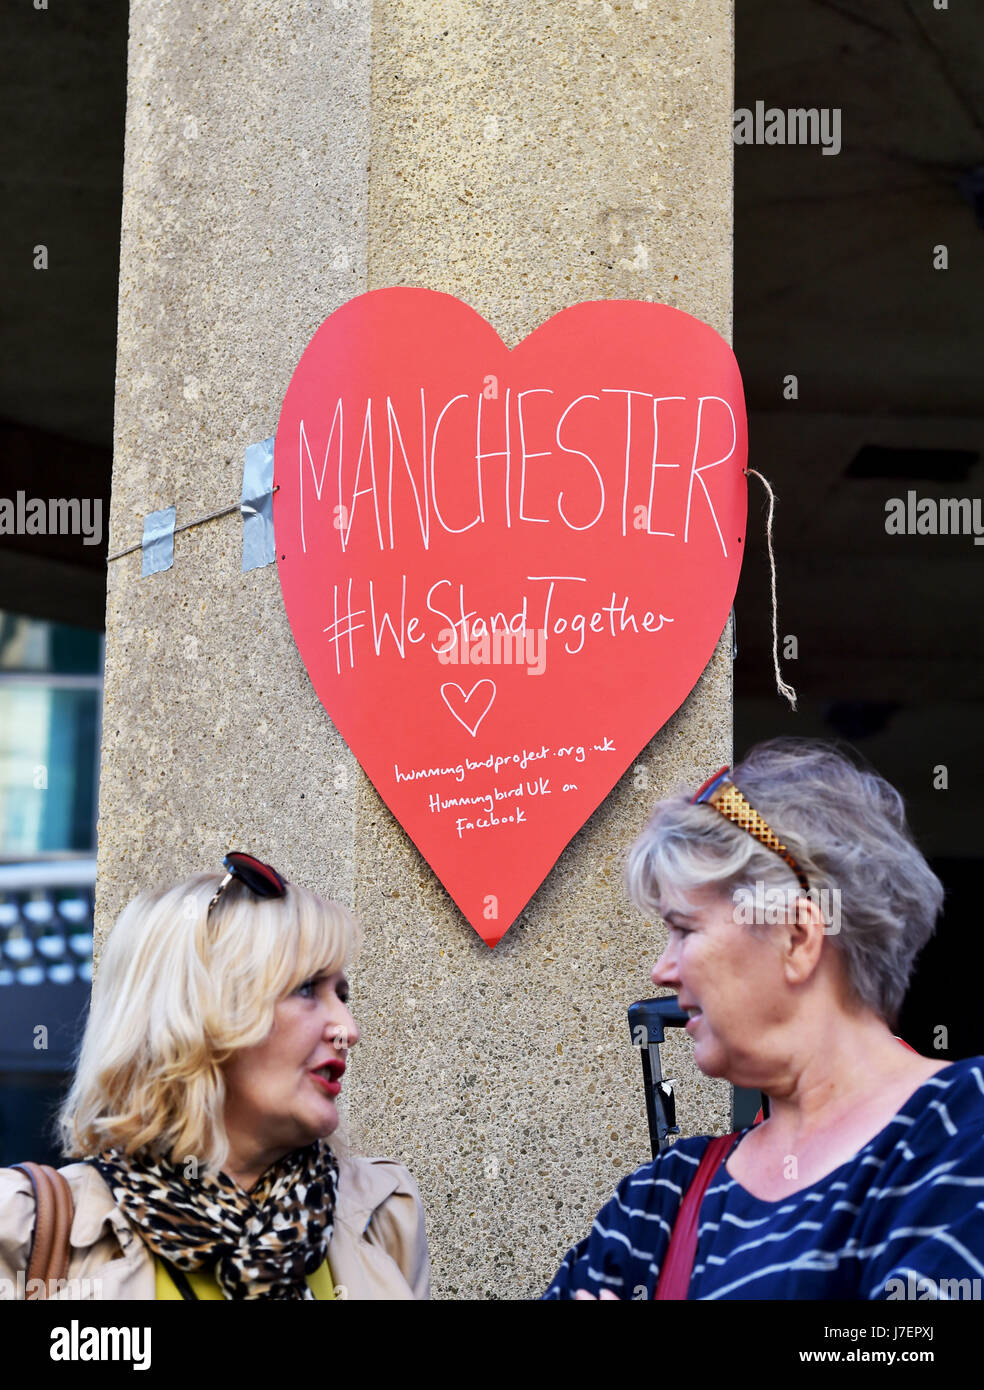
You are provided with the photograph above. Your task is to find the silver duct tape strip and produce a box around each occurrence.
[241,436,276,572]
[141,506,176,576]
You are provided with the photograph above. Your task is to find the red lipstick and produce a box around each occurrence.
[310,1058,345,1096]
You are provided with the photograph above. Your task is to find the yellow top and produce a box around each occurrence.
[155,1256,337,1300]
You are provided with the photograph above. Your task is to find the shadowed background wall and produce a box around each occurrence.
[96,0,734,1298]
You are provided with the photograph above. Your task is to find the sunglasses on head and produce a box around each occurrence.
[691,766,810,896]
[206,851,288,917]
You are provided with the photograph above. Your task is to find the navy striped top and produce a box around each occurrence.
[543,1057,984,1300]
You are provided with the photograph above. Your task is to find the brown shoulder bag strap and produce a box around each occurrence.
[654,1132,738,1301]
[11,1162,75,1298]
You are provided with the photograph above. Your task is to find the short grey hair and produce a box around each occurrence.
[624,738,943,1028]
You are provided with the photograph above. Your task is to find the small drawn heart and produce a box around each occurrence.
[440,681,496,738]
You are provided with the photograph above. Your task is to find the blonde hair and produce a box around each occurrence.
[58,870,360,1171]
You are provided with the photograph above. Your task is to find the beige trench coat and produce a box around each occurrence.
[0,1151,429,1300]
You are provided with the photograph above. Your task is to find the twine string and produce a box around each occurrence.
[745,467,797,711]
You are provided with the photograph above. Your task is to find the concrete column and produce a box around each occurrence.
[99,0,734,1298]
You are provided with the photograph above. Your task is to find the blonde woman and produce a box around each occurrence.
[0,853,429,1300]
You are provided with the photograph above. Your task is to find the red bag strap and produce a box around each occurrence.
[654,1133,738,1300]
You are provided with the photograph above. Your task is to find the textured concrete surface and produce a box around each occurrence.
[99,0,734,1299]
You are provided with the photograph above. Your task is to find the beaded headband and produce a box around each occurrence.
[691,766,810,896]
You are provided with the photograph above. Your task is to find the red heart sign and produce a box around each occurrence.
[275,289,746,946]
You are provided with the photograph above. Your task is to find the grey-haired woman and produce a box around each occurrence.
[546,738,984,1300]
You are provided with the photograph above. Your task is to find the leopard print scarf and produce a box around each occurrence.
[90,1140,339,1300]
